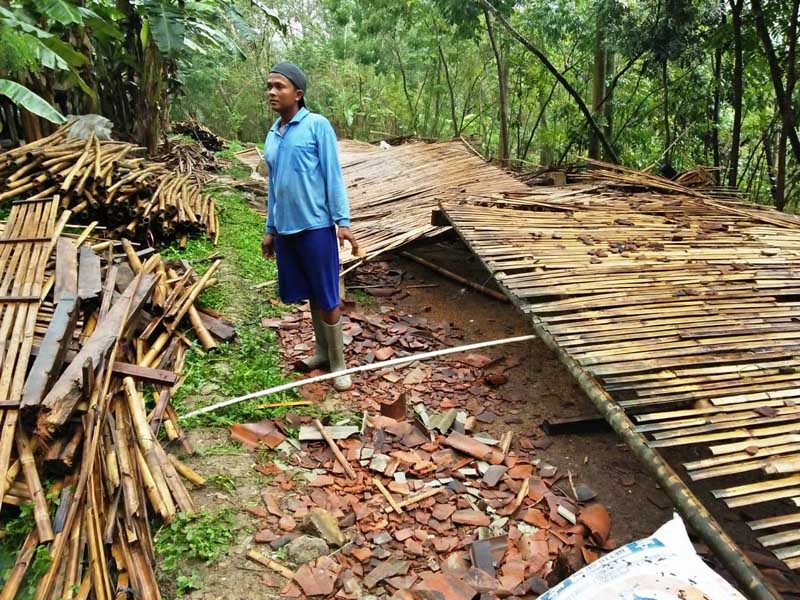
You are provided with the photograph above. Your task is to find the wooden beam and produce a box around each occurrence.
[20,297,80,416]
[54,237,78,303]
[77,245,102,305]
[36,274,156,436]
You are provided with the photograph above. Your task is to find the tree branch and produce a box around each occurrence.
[476,0,619,163]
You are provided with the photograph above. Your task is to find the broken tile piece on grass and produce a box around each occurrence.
[230,420,286,449]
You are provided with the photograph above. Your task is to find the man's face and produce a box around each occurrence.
[267,74,303,113]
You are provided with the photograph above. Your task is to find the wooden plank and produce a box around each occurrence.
[757,530,800,548]
[77,245,102,304]
[110,362,179,386]
[54,237,78,303]
[36,274,157,436]
[197,311,236,342]
[19,297,80,415]
[749,512,800,531]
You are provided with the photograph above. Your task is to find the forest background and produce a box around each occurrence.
[0,0,798,210]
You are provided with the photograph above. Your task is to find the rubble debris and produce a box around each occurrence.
[302,508,346,547]
[286,535,330,566]
[242,407,613,598]
[231,419,287,449]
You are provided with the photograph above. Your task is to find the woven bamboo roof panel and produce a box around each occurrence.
[440,182,800,571]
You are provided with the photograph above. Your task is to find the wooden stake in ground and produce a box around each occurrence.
[314,419,357,479]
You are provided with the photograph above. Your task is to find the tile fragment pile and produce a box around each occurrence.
[247,306,615,598]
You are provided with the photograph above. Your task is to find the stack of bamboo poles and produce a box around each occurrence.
[155,138,225,183]
[0,196,233,598]
[0,124,220,247]
[440,184,800,574]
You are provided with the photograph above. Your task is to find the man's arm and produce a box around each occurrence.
[263,136,277,258]
[317,119,358,254]
[264,136,278,235]
[317,119,350,228]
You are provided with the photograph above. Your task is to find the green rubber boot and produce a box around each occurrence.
[323,318,352,391]
[298,310,329,372]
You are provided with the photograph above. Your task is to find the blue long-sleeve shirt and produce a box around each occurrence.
[263,107,350,235]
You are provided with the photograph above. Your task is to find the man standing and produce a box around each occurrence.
[261,62,358,391]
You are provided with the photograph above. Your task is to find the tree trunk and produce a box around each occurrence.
[136,40,164,156]
[711,47,722,182]
[589,15,607,160]
[751,0,800,161]
[483,7,510,165]
[603,50,615,153]
[763,129,780,205]
[435,33,460,137]
[393,45,417,133]
[661,59,671,163]
[727,0,744,187]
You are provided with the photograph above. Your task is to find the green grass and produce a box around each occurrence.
[173,325,298,427]
[0,504,52,600]
[214,140,252,180]
[348,289,379,308]
[162,161,304,427]
[155,509,236,596]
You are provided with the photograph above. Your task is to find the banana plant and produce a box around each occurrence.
[0,79,65,126]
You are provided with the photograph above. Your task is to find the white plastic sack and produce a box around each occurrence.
[66,114,113,140]
[540,514,746,600]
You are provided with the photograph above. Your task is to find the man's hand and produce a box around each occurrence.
[338,227,359,256]
[262,233,275,259]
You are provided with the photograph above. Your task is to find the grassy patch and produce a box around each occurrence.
[155,509,236,596]
[173,325,298,428]
[215,140,252,180]
[347,289,379,308]
[162,163,301,427]
[0,504,52,599]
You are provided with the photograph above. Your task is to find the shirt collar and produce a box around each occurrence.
[271,107,309,132]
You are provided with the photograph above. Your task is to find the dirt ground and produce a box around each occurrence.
[171,235,800,599]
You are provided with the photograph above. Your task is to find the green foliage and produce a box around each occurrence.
[174,323,296,427]
[164,173,294,427]
[176,570,203,595]
[143,0,187,57]
[155,509,236,572]
[0,504,52,599]
[207,474,237,493]
[0,79,65,123]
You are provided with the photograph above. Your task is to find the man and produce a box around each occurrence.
[261,62,359,391]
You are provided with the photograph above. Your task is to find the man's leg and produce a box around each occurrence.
[315,303,340,325]
[301,227,351,391]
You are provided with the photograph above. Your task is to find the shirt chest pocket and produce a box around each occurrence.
[291,144,319,173]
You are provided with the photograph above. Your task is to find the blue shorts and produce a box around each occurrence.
[275,226,340,311]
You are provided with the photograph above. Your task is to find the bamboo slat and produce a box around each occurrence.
[440,173,800,574]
